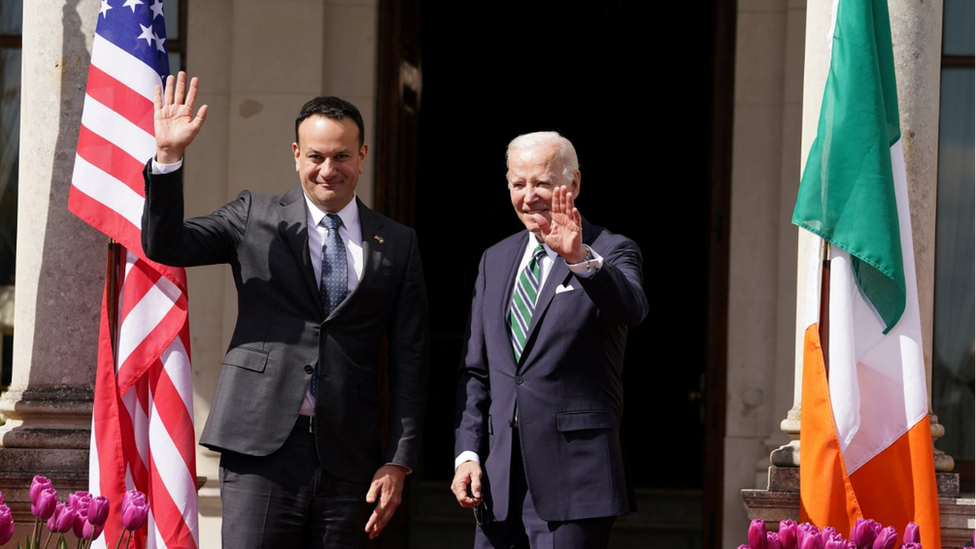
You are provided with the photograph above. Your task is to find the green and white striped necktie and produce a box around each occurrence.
[510,245,546,361]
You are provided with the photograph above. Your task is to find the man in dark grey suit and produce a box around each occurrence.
[452,132,647,549]
[142,72,428,548]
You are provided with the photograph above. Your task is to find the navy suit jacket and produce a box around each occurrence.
[454,220,647,522]
[142,166,429,483]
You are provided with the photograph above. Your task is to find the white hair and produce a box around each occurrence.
[506,131,579,183]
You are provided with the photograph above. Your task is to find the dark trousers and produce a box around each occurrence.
[218,418,373,549]
[474,432,615,549]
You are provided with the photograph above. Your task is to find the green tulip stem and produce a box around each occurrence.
[31,517,40,549]
[42,531,53,549]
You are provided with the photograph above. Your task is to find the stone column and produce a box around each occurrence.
[0,0,102,538]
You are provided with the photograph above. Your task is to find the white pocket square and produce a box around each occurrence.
[555,283,575,294]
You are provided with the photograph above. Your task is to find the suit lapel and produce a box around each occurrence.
[278,186,322,316]
[329,199,384,319]
[493,233,529,372]
[518,220,596,368]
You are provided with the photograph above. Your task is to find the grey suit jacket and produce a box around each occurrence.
[454,220,647,522]
[142,166,428,483]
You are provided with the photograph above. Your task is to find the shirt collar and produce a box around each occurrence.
[304,194,360,230]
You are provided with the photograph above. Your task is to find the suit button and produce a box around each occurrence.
[515,375,523,385]
[304,365,314,374]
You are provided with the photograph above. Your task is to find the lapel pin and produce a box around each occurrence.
[373,235,384,245]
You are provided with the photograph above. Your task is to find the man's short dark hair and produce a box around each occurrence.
[295,96,365,147]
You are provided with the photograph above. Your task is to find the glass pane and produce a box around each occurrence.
[0,0,22,35]
[933,68,975,460]
[168,52,181,73]
[0,47,20,286]
[943,0,975,56]
[164,0,179,40]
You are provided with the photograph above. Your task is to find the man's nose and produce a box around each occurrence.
[524,184,538,203]
[318,159,336,179]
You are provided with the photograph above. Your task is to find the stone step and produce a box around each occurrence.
[407,481,703,549]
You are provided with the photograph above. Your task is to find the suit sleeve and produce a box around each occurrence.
[142,163,248,267]
[453,251,491,459]
[576,237,648,327]
[383,228,430,469]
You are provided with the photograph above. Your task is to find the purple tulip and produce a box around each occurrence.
[0,490,4,505]
[871,526,897,549]
[47,502,75,533]
[87,495,110,526]
[82,519,104,541]
[797,523,821,547]
[72,508,89,539]
[800,531,825,549]
[902,522,920,545]
[900,544,922,549]
[766,531,782,549]
[850,518,881,548]
[69,491,92,514]
[779,520,798,549]
[749,519,768,549]
[0,504,14,546]
[823,533,847,549]
[739,546,751,549]
[122,493,150,531]
[820,526,838,543]
[31,487,58,519]
[29,476,53,506]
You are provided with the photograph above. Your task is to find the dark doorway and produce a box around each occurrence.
[376,1,734,547]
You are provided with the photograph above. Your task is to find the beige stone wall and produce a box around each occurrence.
[180,0,379,543]
[723,0,806,546]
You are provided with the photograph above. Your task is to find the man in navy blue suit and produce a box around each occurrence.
[452,132,648,548]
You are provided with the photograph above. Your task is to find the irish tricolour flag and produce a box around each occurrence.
[792,0,941,547]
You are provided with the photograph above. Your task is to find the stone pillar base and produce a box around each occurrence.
[743,468,973,549]
[0,385,93,527]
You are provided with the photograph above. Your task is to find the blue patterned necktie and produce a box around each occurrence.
[313,213,347,400]
[320,213,348,316]
[510,245,546,361]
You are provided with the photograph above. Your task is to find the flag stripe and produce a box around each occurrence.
[90,33,163,100]
[72,154,145,228]
[77,125,147,196]
[81,94,157,163]
[85,64,156,135]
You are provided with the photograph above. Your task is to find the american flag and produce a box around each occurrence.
[68,1,198,548]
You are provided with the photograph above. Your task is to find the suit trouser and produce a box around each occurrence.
[218,417,373,549]
[475,430,615,549]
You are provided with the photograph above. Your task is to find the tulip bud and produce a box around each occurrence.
[122,495,150,531]
[31,487,58,520]
[900,543,922,549]
[87,495,110,526]
[871,526,897,549]
[83,519,104,541]
[902,522,920,545]
[29,476,53,506]
[779,520,798,549]
[766,531,782,549]
[0,504,14,546]
[48,502,76,534]
[749,519,768,549]
[850,518,880,548]
[823,532,847,549]
[73,508,88,539]
[69,491,92,514]
[800,531,825,549]
[821,526,837,543]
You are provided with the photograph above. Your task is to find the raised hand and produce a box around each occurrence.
[154,71,207,164]
[532,185,585,264]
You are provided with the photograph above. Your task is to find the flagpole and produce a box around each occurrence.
[105,239,122,367]
[818,238,830,377]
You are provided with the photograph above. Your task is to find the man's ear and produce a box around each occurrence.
[570,170,581,198]
[292,142,300,171]
[358,143,368,173]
